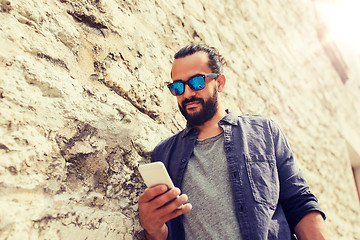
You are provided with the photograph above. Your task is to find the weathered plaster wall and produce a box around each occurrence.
[1,0,360,239]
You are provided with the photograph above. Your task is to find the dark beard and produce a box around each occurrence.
[178,91,218,126]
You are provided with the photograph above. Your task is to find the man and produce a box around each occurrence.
[138,44,329,240]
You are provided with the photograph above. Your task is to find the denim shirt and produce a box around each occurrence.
[151,111,325,240]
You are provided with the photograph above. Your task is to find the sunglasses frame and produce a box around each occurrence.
[167,73,220,96]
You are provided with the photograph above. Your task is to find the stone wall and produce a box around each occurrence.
[1,0,360,239]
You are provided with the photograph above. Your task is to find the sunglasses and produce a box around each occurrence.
[167,73,219,96]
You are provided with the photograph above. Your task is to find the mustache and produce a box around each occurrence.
[181,97,205,108]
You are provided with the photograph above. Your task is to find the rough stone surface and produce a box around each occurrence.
[1,0,360,239]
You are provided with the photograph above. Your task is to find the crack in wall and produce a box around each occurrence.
[67,9,108,37]
[92,52,161,123]
[32,212,103,231]
[37,52,69,71]
[0,143,10,151]
[99,79,160,122]
[67,10,108,30]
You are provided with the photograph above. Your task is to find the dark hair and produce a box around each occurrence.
[174,44,226,74]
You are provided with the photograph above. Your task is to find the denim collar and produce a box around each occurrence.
[181,109,238,138]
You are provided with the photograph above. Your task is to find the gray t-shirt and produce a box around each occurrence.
[182,132,242,239]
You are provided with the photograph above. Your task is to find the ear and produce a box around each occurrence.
[216,74,226,92]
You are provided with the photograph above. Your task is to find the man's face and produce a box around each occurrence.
[171,52,219,126]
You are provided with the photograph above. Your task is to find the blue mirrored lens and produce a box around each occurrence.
[189,77,205,90]
[170,82,184,96]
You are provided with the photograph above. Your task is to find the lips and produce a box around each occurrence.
[181,97,204,111]
[185,101,201,109]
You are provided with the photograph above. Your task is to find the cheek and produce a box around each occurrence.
[208,84,218,96]
[176,96,183,105]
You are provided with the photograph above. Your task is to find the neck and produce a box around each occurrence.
[195,104,227,140]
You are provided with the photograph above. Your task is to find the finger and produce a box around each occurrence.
[139,185,169,204]
[162,203,192,223]
[158,193,188,214]
[151,188,181,209]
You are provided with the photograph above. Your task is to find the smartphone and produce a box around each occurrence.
[138,162,175,189]
[139,162,184,209]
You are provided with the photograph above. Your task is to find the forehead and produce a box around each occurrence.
[171,51,211,81]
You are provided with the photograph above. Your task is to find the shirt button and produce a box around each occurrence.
[239,205,244,212]
[181,159,187,163]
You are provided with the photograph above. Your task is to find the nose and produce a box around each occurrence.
[182,83,196,99]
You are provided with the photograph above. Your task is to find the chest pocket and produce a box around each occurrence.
[245,154,279,209]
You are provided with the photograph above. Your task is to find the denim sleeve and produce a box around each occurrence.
[270,120,326,231]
